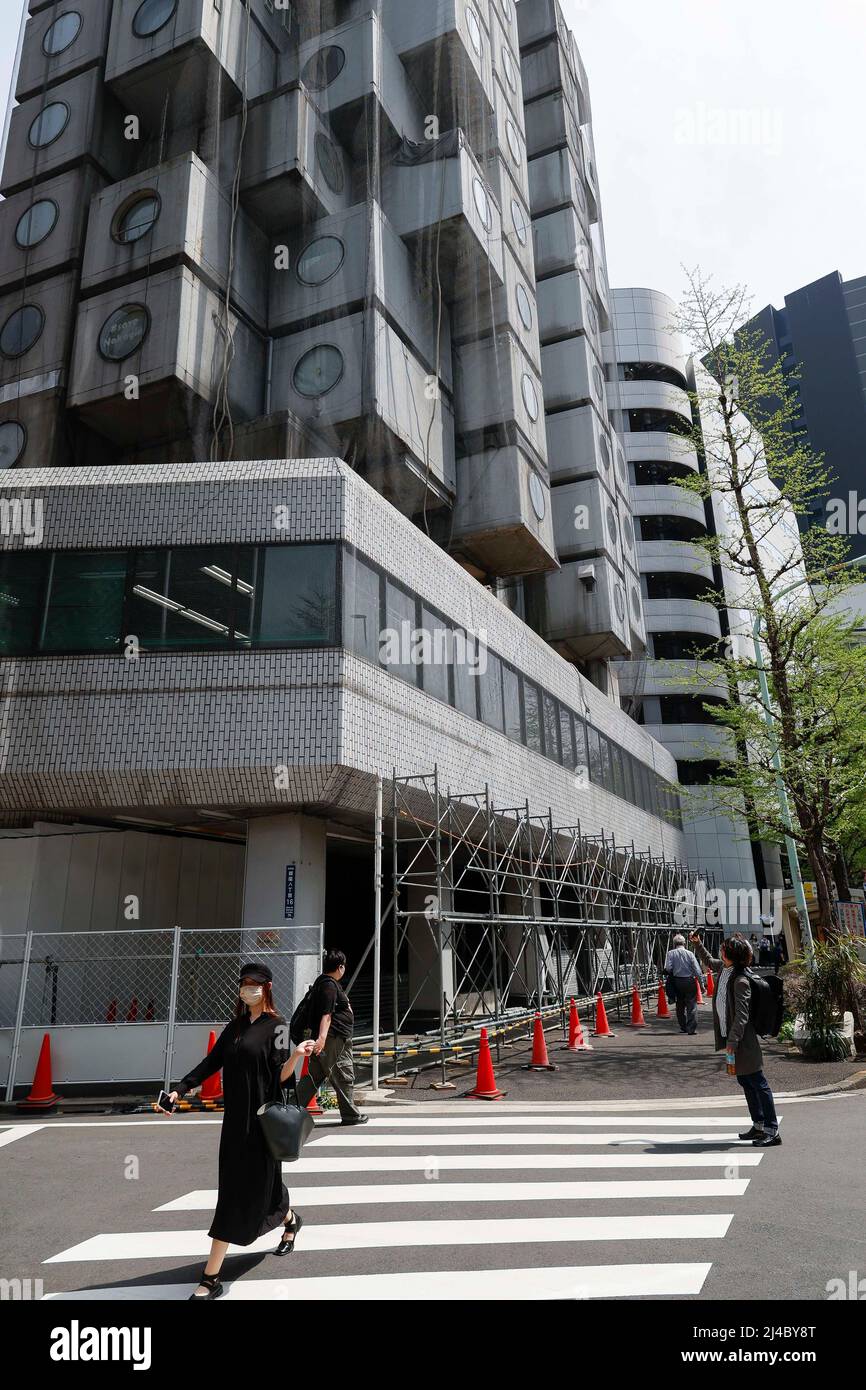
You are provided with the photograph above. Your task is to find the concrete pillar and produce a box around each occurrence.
[406,882,455,1015]
[242,814,327,1008]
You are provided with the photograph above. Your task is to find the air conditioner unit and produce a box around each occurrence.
[16,0,113,103]
[0,166,105,294]
[80,152,269,329]
[381,135,504,296]
[68,266,265,445]
[454,329,548,466]
[269,308,456,502]
[549,475,624,570]
[452,444,558,577]
[106,0,278,128]
[541,334,607,415]
[269,201,453,393]
[452,243,541,373]
[1,68,129,196]
[544,403,614,485]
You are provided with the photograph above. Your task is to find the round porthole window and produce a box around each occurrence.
[521,373,540,422]
[505,118,522,167]
[500,0,512,19]
[622,514,633,550]
[0,421,26,467]
[132,0,178,38]
[293,344,344,398]
[501,44,517,92]
[297,235,346,285]
[15,199,59,249]
[472,177,492,231]
[515,283,533,332]
[98,305,150,361]
[574,174,587,213]
[529,471,546,521]
[585,297,598,336]
[593,365,605,401]
[510,197,528,246]
[617,446,627,481]
[598,433,611,471]
[43,12,82,56]
[302,45,346,91]
[315,133,344,193]
[28,102,70,149]
[112,192,161,245]
[606,505,618,545]
[614,584,626,622]
[466,6,483,56]
[631,586,641,620]
[0,305,45,359]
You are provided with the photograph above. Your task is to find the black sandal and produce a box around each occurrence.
[275,1210,303,1256]
[189,1270,224,1300]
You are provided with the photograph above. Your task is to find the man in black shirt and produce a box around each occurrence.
[296,949,367,1125]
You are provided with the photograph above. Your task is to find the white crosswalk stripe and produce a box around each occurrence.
[41,1105,779,1300]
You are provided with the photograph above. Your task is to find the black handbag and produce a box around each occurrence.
[257,1084,314,1163]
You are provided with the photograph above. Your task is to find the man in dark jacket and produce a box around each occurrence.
[295,949,368,1126]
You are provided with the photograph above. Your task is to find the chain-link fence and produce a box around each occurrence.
[1,924,322,1097]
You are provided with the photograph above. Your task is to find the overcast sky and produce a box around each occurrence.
[1,0,863,316]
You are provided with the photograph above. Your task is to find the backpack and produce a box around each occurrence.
[746,969,784,1037]
[289,976,324,1045]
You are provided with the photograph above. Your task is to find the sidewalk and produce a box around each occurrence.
[379,1006,866,1103]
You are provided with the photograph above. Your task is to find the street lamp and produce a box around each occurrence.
[751,553,866,959]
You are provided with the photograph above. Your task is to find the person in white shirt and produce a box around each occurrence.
[663,933,705,1035]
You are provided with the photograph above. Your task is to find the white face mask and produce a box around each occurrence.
[239,985,263,1005]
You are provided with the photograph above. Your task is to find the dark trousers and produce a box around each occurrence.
[296,1033,361,1120]
[737,1069,778,1131]
[673,977,698,1034]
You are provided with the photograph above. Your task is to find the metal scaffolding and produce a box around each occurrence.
[366,769,716,1083]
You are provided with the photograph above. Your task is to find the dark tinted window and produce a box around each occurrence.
[644,572,710,602]
[628,408,691,437]
[0,551,47,654]
[523,681,542,752]
[621,361,688,391]
[542,693,560,762]
[344,549,381,663]
[639,514,706,544]
[41,552,126,653]
[660,694,727,724]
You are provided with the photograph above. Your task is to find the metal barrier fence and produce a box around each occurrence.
[1,924,322,1097]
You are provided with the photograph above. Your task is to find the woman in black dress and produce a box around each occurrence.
[166,961,315,1300]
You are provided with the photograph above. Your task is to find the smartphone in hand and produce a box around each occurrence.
[156,1090,177,1114]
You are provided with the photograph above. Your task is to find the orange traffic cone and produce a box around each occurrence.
[630,987,647,1027]
[523,1013,557,1070]
[467,1028,506,1099]
[144,999,155,1021]
[696,978,704,1005]
[18,1033,58,1111]
[106,999,117,1023]
[126,997,139,1023]
[562,998,592,1051]
[591,993,616,1037]
[200,1030,223,1102]
[706,970,715,997]
[657,982,671,1018]
[299,1055,323,1114]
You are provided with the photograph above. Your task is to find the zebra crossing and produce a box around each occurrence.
[42,1105,777,1301]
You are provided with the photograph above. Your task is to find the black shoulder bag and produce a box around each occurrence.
[257,1065,314,1163]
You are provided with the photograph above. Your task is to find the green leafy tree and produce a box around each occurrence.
[667,269,866,942]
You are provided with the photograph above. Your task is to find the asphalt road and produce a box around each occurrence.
[1,1090,863,1303]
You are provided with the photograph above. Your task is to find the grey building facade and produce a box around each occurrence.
[742,270,866,554]
[0,0,704,1087]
